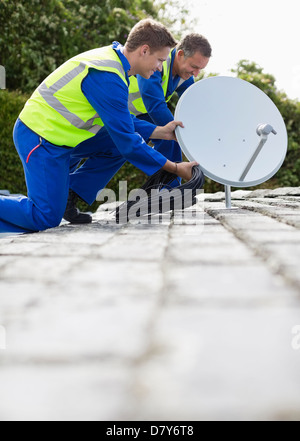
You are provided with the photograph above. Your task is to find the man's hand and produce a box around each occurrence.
[150,121,199,181]
[150,121,184,142]
[162,160,199,181]
[176,161,199,181]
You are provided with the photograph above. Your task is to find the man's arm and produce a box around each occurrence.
[137,72,174,126]
[176,76,194,98]
[82,69,168,176]
[137,73,195,126]
[82,70,198,181]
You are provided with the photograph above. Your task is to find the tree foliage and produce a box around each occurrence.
[232,60,300,188]
[0,2,299,198]
[0,0,159,92]
[0,90,29,194]
[154,0,197,39]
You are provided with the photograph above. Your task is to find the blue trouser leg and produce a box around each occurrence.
[70,155,126,205]
[0,119,71,233]
[69,129,126,205]
[69,125,183,204]
[0,217,33,234]
[69,157,82,174]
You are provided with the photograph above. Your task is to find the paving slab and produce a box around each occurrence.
[0,188,300,421]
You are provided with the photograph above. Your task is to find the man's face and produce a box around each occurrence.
[175,50,210,80]
[137,46,171,79]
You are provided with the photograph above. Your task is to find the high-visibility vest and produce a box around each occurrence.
[128,49,185,117]
[20,46,128,148]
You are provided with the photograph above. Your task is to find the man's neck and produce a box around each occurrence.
[123,46,135,76]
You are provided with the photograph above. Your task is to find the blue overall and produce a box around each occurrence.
[136,48,194,167]
[0,42,169,234]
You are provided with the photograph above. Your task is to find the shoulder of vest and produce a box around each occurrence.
[163,49,176,77]
[73,45,119,62]
[71,46,127,83]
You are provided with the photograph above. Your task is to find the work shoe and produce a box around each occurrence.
[63,189,93,224]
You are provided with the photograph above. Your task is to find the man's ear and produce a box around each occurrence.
[177,49,185,58]
[140,44,151,56]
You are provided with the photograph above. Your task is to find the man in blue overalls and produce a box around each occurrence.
[128,33,211,185]
[0,19,198,234]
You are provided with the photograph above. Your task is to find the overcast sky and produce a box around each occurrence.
[187,0,300,100]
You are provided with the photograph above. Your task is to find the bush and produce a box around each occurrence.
[0,0,159,93]
[0,90,29,194]
[232,60,300,190]
[2,2,298,201]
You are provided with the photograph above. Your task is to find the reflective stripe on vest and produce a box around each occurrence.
[161,54,173,99]
[19,46,128,147]
[37,59,125,134]
[128,49,184,117]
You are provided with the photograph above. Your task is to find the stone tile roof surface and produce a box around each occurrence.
[0,187,300,421]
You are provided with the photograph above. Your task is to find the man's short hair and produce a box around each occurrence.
[177,34,212,58]
[126,19,177,52]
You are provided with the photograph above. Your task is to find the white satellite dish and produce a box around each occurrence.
[175,76,288,208]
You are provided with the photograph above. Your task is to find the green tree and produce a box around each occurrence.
[2,2,299,198]
[0,90,29,195]
[154,0,197,39]
[232,60,300,188]
[0,0,159,93]
[0,0,189,205]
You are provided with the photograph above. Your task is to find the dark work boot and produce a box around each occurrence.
[63,189,92,224]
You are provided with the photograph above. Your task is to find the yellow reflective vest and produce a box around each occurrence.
[20,46,128,147]
[128,49,185,117]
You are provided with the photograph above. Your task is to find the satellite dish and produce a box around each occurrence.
[175,76,288,207]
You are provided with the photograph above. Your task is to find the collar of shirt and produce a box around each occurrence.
[170,48,177,77]
[112,41,131,85]
[169,48,181,90]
